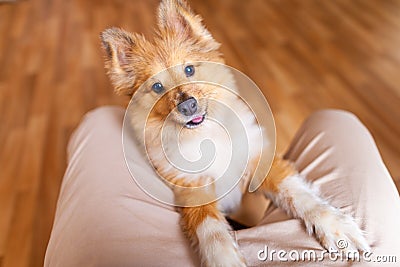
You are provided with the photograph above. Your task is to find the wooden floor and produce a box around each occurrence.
[0,0,399,266]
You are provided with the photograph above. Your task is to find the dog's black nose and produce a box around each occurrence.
[177,97,197,116]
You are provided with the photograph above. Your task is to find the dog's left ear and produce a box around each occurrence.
[157,0,220,51]
[100,27,148,96]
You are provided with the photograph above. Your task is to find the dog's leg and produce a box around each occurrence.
[174,181,246,267]
[180,205,246,267]
[260,157,370,254]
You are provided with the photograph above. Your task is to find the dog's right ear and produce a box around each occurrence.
[157,0,220,52]
[100,27,147,96]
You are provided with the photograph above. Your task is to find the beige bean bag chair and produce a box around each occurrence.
[45,107,400,266]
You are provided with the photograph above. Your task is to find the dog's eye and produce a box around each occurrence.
[151,82,164,94]
[184,65,195,77]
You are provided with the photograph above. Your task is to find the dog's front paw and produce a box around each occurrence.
[197,218,246,267]
[202,243,246,267]
[305,206,370,255]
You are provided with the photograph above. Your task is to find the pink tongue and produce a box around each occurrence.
[191,116,203,123]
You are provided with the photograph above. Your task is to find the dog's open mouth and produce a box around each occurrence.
[185,114,206,128]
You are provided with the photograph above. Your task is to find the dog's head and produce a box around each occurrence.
[100,0,228,129]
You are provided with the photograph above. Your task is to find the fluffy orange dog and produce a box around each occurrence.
[100,0,369,266]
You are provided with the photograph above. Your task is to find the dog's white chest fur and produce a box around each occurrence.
[146,95,266,214]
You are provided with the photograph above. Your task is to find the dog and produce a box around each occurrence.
[100,0,370,266]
